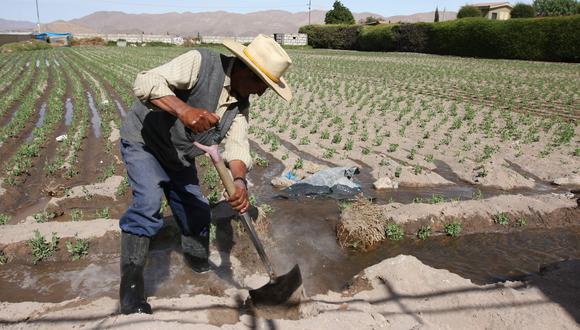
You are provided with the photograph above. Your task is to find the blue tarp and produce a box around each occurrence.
[33,32,71,40]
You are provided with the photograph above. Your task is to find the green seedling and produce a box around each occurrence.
[516,217,527,227]
[494,212,510,226]
[66,235,89,261]
[71,209,83,222]
[29,230,59,265]
[444,219,462,237]
[386,223,404,241]
[0,214,10,225]
[417,225,432,240]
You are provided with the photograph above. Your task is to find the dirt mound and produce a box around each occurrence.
[337,193,579,249]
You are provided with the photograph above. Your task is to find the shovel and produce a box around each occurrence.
[194,142,303,306]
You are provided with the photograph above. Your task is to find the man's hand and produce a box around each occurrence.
[178,107,220,134]
[227,179,249,213]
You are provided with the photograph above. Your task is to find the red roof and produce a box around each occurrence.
[470,2,513,9]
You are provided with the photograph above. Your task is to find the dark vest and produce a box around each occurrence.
[120,49,249,170]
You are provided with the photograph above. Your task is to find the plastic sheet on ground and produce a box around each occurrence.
[281,166,361,199]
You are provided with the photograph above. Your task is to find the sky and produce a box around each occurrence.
[3,0,533,23]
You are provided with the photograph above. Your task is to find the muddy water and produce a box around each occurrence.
[115,100,126,117]
[86,91,102,138]
[64,98,73,126]
[248,142,580,294]
[26,102,47,141]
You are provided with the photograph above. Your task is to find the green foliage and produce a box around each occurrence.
[255,155,269,167]
[386,223,405,241]
[66,235,89,261]
[299,24,362,49]
[435,7,440,22]
[444,219,462,237]
[0,214,10,225]
[0,40,52,53]
[325,1,355,24]
[417,225,432,240]
[534,0,577,16]
[511,3,536,18]
[0,251,6,265]
[494,212,511,226]
[392,23,433,53]
[428,16,580,62]
[457,6,483,18]
[97,207,110,219]
[29,230,59,265]
[71,209,83,222]
[516,216,528,227]
[294,158,304,170]
[358,25,396,51]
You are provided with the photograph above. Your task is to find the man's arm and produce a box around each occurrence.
[150,95,219,134]
[227,160,249,213]
[133,50,219,133]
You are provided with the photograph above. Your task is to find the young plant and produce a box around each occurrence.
[29,230,59,264]
[494,212,510,226]
[66,235,89,261]
[386,223,404,241]
[417,225,431,240]
[444,219,462,237]
[0,214,10,225]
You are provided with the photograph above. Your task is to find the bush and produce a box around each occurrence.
[534,0,577,16]
[511,3,536,18]
[299,24,361,49]
[357,24,396,51]
[457,5,483,18]
[427,16,580,62]
[0,40,52,53]
[392,23,433,53]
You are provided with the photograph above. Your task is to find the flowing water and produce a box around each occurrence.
[86,92,102,138]
[64,98,73,126]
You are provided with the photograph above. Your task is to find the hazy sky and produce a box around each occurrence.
[4,0,533,22]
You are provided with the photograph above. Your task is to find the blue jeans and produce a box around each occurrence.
[119,139,211,238]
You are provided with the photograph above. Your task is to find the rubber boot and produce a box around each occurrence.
[119,232,152,315]
[181,233,210,273]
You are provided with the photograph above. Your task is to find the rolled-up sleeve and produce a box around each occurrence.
[222,106,253,170]
[133,50,202,101]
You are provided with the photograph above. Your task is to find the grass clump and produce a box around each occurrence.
[417,225,431,240]
[494,212,510,226]
[0,214,11,225]
[29,230,59,264]
[386,223,404,241]
[444,219,462,237]
[66,235,89,261]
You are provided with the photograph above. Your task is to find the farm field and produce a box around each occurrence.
[0,46,579,327]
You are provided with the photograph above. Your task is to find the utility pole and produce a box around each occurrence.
[35,0,41,33]
[307,0,311,25]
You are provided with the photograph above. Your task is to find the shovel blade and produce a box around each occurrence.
[249,265,303,306]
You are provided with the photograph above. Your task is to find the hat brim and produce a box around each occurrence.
[223,39,292,102]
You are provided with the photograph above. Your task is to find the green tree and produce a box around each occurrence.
[435,6,440,22]
[457,5,483,18]
[511,3,536,17]
[533,0,577,16]
[363,16,380,24]
[325,1,355,24]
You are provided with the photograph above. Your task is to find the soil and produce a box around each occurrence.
[0,255,578,328]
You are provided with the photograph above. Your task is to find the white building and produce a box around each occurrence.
[471,2,513,20]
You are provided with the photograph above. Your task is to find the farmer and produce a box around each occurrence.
[118,34,292,314]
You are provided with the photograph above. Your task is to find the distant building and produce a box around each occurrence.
[33,32,72,46]
[273,33,308,46]
[471,2,513,20]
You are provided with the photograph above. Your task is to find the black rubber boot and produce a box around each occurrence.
[181,233,210,273]
[119,232,152,315]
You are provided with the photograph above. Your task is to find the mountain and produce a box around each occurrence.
[0,18,35,32]
[1,10,456,35]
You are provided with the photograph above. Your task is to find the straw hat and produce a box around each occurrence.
[223,34,292,102]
